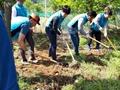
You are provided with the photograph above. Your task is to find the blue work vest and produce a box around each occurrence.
[12,2,27,17]
[46,10,65,30]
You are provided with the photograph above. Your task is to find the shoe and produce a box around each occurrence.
[75,52,79,56]
[49,58,59,64]
[21,61,30,65]
[31,60,38,63]
[87,44,92,51]
[94,49,99,52]
[28,57,38,63]
[95,45,100,49]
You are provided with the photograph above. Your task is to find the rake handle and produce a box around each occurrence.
[82,35,110,48]
[61,31,76,62]
[106,36,117,51]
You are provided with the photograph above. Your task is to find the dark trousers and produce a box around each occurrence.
[45,27,57,60]
[88,30,101,49]
[70,32,79,54]
[20,31,35,61]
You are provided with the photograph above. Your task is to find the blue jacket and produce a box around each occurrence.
[90,13,108,32]
[0,15,19,90]
[11,17,31,41]
[67,13,88,35]
[45,10,65,31]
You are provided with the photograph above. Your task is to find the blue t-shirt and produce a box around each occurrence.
[45,10,65,30]
[11,17,31,41]
[90,13,108,31]
[0,15,19,90]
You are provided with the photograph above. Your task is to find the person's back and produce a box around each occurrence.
[11,16,29,31]
[68,13,88,30]
[0,15,19,90]
[46,10,65,29]
[11,16,30,41]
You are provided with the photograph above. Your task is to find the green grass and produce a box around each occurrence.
[62,51,120,90]
[19,77,31,90]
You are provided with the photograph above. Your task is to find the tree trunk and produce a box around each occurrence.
[3,1,12,37]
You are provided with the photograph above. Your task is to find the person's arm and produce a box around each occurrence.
[12,6,17,18]
[78,18,87,35]
[52,16,59,31]
[18,24,29,50]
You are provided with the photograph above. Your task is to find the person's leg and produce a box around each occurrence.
[45,28,57,60]
[19,48,27,62]
[26,31,36,60]
[45,27,52,57]
[70,32,79,55]
[50,33,57,60]
[95,31,101,49]
[88,30,94,49]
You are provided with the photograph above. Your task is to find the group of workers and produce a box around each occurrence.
[0,0,112,89]
[46,6,112,62]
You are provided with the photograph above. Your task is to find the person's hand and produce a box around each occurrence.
[29,28,34,34]
[104,31,107,37]
[85,33,90,38]
[99,27,103,31]
[57,29,62,35]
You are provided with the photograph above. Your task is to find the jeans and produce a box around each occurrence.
[45,27,57,60]
[70,32,79,54]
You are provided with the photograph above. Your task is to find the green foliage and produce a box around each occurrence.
[24,0,43,13]
[80,37,87,45]
[49,0,120,14]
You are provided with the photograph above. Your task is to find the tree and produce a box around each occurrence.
[24,0,43,14]
[0,0,15,37]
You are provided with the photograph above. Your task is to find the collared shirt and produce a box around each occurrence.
[12,2,27,18]
[11,17,31,41]
[45,10,65,31]
[90,13,108,31]
[0,15,19,90]
[67,13,88,35]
